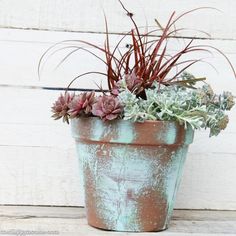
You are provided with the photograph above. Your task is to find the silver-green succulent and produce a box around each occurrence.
[118,76,235,137]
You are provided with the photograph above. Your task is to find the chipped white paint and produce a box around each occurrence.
[0,1,236,210]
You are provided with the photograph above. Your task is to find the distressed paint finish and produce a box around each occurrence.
[72,118,194,232]
[0,0,236,210]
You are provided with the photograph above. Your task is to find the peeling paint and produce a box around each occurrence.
[156,122,177,145]
[91,119,112,141]
[72,118,194,232]
[111,121,134,144]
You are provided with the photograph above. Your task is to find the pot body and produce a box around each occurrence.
[71,117,194,232]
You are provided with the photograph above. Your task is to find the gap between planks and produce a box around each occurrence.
[2,25,236,42]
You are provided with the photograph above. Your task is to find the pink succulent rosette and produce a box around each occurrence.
[51,93,74,124]
[92,95,123,121]
[125,71,143,94]
[69,91,96,118]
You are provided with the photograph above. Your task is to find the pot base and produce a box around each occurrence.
[88,222,168,232]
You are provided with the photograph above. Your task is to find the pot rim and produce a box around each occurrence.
[71,117,194,146]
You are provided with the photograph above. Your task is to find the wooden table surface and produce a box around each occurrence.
[0,206,235,235]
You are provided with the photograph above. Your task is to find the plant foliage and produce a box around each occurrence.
[118,73,234,136]
[47,1,235,136]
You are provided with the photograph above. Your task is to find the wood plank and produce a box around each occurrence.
[0,207,235,235]
[0,0,236,40]
[1,123,236,152]
[0,29,106,89]
[0,206,85,219]
[176,152,236,210]
[0,28,236,93]
[1,144,236,209]
[0,145,84,206]
[1,206,236,221]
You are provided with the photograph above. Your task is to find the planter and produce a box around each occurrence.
[71,117,194,232]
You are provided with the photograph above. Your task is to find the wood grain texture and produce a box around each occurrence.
[0,206,235,235]
[0,0,236,40]
[1,144,236,209]
[0,145,84,206]
[0,28,236,93]
[0,1,236,210]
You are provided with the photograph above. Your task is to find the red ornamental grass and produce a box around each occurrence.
[92,95,123,121]
[101,3,235,98]
[39,3,235,98]
[40,1,236,123]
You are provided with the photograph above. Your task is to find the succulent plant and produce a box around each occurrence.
[118,80,234,136]
[51,93,74,124]
[92,95,123,121]
[124,71,144,94]
[69,91,96,118]
[44,2,235,137]
[221,91,235,110]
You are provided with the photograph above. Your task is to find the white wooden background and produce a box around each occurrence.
[0,0,236,210]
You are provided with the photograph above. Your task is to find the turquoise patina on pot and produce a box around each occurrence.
[71,117,194,232]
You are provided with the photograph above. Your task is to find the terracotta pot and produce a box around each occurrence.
[71,117,194,232]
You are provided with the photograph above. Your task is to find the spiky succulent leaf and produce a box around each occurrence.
[51,93,74,124]
[69,91,96,118]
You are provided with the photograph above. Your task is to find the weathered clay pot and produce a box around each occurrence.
[71,117,194,232]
